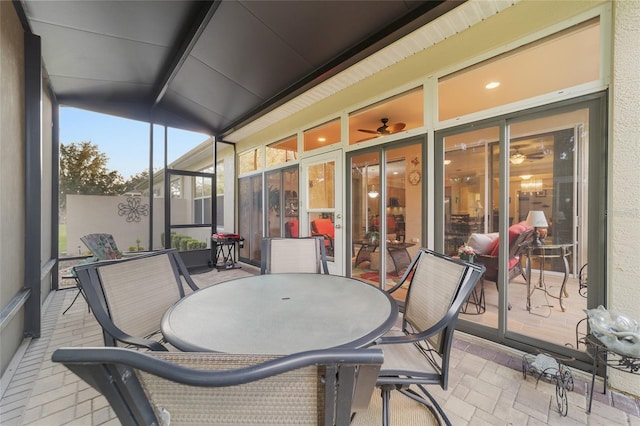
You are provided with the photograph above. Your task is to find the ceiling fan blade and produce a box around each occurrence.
[387,122,406,133]
[358,129,379,134]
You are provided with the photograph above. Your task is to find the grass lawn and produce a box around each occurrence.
[59,224,66,254]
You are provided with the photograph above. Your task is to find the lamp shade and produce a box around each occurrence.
[525,210,548,227]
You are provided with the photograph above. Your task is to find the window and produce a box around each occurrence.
[239,148,262,174]
[438,18,600,121]
[303,118,341,152]
[266,135,298,166]
[348,87,423,145]
[193,170,213,225]
[216,162,224,227]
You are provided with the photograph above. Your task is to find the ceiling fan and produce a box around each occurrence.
[510,144,546,164]
[358,118,406,136]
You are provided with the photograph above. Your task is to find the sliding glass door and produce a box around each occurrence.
[436,94,606,362]
[348,137,424,305]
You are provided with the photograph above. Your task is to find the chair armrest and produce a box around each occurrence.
[87,300,169,351]
[475,254,498,268]
[374,292,473,346]
[312,233,334,247]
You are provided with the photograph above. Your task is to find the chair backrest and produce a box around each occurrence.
[284,219,299,238]
[80,233,122,260]
[400,249,485,387]
[508,228,534,259]
[73,249,199,350]
[53,347,384,426]
[311,218,335,239]
[261,237,329,274]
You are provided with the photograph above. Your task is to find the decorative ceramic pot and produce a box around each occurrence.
[460,254,475,262]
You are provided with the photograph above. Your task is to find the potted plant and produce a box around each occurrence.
[365,231,380,244]
[457,243,476,262]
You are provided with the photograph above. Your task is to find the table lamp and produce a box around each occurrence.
[526,210,548,246]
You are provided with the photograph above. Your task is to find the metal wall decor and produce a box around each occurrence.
[118,197,149,222]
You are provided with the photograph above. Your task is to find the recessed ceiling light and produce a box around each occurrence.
[520,174,532,180]
[444,159,452,166]
[485,81,500,89]
[318,137,326,142]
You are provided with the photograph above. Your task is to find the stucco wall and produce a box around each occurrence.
[608,0,640,396]
[0,1,26,375]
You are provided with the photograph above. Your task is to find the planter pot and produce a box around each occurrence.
[178,248,212,270]
[460,254,475,263]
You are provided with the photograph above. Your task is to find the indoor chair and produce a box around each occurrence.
[284,219,299,238]
[474,223,533,310]
[311,218,335,256]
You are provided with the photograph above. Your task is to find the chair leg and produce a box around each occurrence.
[379,385,450,426]
[399,386,451,426]
[381,387,391,426]
[62,289,82,315]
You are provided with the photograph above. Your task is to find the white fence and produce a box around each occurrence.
[65,195,211,255]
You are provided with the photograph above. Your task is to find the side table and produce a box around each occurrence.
[354,240,415,275]
[582,334,640,413]
[523,243,572,312]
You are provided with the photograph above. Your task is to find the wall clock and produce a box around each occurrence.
[409,170,421,185]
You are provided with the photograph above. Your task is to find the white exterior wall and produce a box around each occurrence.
[608,0,640,396]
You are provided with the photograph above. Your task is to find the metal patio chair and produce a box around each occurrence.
[73,249,199,351]
[261,236,329,274]
[52,347,384,426]
[367,249,485,426]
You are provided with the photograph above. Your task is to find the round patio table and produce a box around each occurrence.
[161,273,398,354]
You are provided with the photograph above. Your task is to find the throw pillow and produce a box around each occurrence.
[467,232,499,255]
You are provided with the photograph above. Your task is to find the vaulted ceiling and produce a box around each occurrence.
[18,1,464,140]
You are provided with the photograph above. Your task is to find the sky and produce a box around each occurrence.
[59,108,209,179]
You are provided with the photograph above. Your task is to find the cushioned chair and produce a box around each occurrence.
[370,249,485,426]
[474,223,533,282]
[53,347,384,426]
[472,222,534,310]
[260,237,329,274]
[73,249,199,350]
[64,233,129,315]
[284,219,299,238]
[311,218,335,256]
[80,233,124,260]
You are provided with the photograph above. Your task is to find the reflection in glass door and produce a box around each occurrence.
[301,150,342,274]
[437,96,605,361]
[507,111,587,347]
[266,166,299,238]
[442,127,499,329]
[238,175,262,266]
[349,140,423,305]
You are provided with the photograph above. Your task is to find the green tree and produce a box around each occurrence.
[59,141,126,208]
[122,169,150,194]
